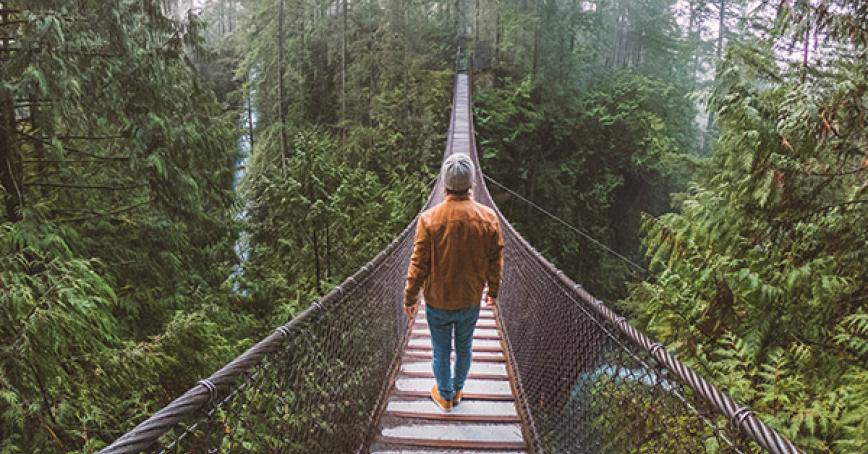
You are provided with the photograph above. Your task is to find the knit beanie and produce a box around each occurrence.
[442,153,474,192]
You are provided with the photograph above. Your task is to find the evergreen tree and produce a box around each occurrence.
[625,1,868,450]
[1,1,250,450]
[231,0,456,317]
[473,0,697,299]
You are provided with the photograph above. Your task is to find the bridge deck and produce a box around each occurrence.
[369,73,528,453]
[371,303,528,453]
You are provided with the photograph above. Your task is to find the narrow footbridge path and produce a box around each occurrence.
[372,302,528,452]
[102,73,802,454]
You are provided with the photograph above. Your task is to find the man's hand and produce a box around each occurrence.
[404,304,418,319]
[485,295,496,306]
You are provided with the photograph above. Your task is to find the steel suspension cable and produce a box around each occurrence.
[483,174,654,279]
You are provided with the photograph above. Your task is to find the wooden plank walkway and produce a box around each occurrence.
[370,302,528,453]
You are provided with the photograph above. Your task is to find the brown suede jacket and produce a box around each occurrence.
[404,193,504,310]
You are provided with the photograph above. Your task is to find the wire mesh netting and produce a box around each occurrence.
[494,229,758,453]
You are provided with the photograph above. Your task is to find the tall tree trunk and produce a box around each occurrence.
[246,73,255,149]
[0,95,22,222]
[801,12,810,82]
[703,0,726,155]
[325,224,331,279]
[526,160,537,220]
[341,0,347,132]
[454,0,460,37]
[219,0,225,35]
[277,0,288,161]
[312,228,322,294]
[716,0,725,60]
[688,0,700,86]
[475,0,480,43]
[495,0,501,60]
[532,0,540,77]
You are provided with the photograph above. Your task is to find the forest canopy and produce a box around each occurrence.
[0,0,865,452]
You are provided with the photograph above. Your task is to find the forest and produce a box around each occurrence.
[0,0,865,452]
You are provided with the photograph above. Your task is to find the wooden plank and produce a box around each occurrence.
[400,360,507,377]
[403,352,505,363]
[410,332,501,341]
[400,371,507,381]
[380,422,525,449]
[411,327,500,338]
[415,319,497,329]
[373,449,525,454]
[385,399,519,422]
[384,410,520,423]
[392,390,514,402]
[378,437,526,451]
[394,377,513,397]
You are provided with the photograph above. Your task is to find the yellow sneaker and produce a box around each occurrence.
[452,389,464,407]
[430,386,453,411]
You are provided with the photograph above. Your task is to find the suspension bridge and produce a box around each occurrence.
[101,72,802,454]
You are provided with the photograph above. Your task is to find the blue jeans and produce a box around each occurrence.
[426,304,481,401]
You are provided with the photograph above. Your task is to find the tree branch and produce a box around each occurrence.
[801,166,866,177]
[16,131,131,161]
[27,182,147,191]
[54,198,151,223]
[788,199,868,224]
[22,158,129,164]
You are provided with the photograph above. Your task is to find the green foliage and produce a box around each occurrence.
[624,1,868,450]
[3,0,863,451]
[232,0,454,319]
[474,0,697,298]
[239,128,419,316]
[0,1,252,451]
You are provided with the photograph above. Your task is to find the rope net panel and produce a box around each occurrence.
[101,72,801,454]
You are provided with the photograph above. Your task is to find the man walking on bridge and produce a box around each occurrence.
[404,152,504,411]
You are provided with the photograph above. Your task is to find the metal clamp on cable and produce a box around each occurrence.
[614,316,627,326]
[198,379,217,405]
[312,299,323,310]
[649,342,664,356]
[276,326,291,337]
[733,406,753,427]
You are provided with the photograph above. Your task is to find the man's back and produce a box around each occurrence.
[405,192,503,311]
[402,152,504,410]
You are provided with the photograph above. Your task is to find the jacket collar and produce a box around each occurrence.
[446,192,471,202]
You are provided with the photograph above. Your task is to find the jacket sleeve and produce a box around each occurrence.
[486,217,505,298]
[404,217,431,306]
